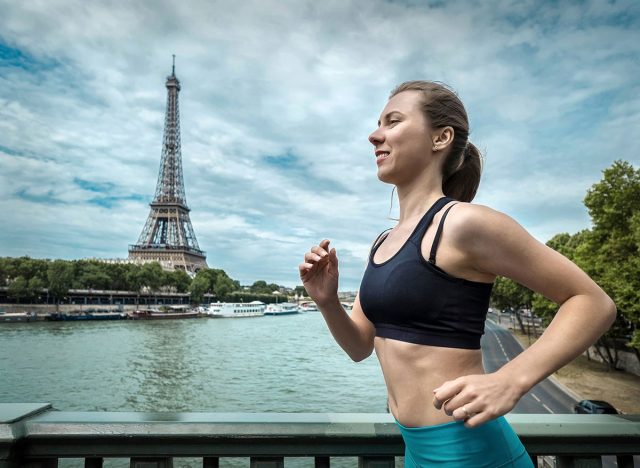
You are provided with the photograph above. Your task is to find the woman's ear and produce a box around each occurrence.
[432,126,455,151]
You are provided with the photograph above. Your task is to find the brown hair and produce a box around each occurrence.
[389,81,483,202]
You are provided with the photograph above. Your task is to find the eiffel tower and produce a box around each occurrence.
[128,56,207,273]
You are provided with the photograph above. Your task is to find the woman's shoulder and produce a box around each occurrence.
[445,201,521,245]
[446,200,505,223]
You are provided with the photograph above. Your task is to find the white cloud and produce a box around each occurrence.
[0,0,638,289]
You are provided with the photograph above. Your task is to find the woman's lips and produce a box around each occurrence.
[376,152,390,165]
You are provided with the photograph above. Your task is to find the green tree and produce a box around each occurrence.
[27,277,46,302]
[47,260,74,311]
[168,269,191,293]
[0,257,49,285]
[0,258,9,286]
[139,262,164,292]
[214,271,236,298]
[490,276,533,312]
[580,160,640,362]
[490,276,535,335]
[125,265,142,291]
[189,274,209,305]
[530,160,639,369]
[250,280,269,294]
[7,276,28,303]
[193,269,216,295]
[76,262,112,290]
[124,264,144,307]
[104,263,129,291]
[186,268,240,303]
[15,257,49,283]
[1,257,21,282]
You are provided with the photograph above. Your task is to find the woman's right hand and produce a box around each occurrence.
[298,239,339,307]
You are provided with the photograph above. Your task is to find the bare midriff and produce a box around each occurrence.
[375,336,484,428]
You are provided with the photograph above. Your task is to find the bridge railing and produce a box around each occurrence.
[1,404,638,468]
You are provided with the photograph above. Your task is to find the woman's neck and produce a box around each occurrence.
[395,175,445,223]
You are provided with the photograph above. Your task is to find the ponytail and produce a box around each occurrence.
[442,142,483,203]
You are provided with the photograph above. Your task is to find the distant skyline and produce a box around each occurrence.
[1,0,639,290]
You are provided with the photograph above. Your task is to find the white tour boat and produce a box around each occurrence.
[205,301,266,318]
[264,302,300,316]
[298,301,319,312]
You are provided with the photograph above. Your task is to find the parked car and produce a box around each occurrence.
[574,400,619,414]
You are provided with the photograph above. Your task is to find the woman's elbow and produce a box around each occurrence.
[603,294,617,327]
[345,325,375,362]
[350,348,373,362]
[349,341,375,362]
[592,287,617,331]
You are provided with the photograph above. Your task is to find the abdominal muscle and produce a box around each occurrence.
[375,336,485,427]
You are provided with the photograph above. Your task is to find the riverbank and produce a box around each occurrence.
[511,331,640,414]
[0,303,137,316]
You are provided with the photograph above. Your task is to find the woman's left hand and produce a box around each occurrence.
[432,372,524,428]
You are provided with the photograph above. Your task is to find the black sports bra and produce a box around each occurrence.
[359,196,494,349]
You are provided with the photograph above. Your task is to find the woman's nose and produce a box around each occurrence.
[369,127,384,146]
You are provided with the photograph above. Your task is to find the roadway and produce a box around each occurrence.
[481,320,578,414]
[482,320,637,467]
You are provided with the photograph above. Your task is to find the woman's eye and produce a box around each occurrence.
[389,120,400,126]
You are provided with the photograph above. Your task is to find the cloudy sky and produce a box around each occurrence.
[1,0,638,290]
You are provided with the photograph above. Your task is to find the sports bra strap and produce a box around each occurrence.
[371,228,392,253]
[428,203,458,264]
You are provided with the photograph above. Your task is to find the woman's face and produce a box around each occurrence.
[368,90,435,185]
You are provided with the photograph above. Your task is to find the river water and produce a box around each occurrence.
[0,312,390,467]
[1,312,388,412]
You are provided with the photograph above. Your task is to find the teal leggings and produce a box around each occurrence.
[395,416,534,467]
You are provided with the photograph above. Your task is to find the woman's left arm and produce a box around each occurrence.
[433,204,617,427]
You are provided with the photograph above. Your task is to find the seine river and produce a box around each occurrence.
[0,312,390,467]
[1,312,388,412]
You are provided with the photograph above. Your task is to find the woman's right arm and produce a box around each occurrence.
[299,239,375,362]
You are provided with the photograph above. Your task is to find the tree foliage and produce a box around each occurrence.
[188,268,241,304]
[579,161,640,356]
[0,258,189,299]
[47,260,74,308]
[11,276,48,304]
[531,161,639,367]
[1,258,289,308]
[168,270,191,293]
[491,276,533,312]
[138,262,164,292]
[7,276,28,303]
[188,274,209,305]
[249,280,281,294]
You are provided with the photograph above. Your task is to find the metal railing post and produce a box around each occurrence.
[615,455,634,468]
[202,457,219,468]
[84,458,103,468]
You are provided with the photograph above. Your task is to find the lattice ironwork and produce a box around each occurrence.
[129,57,207,273]
[153,62,185,206]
